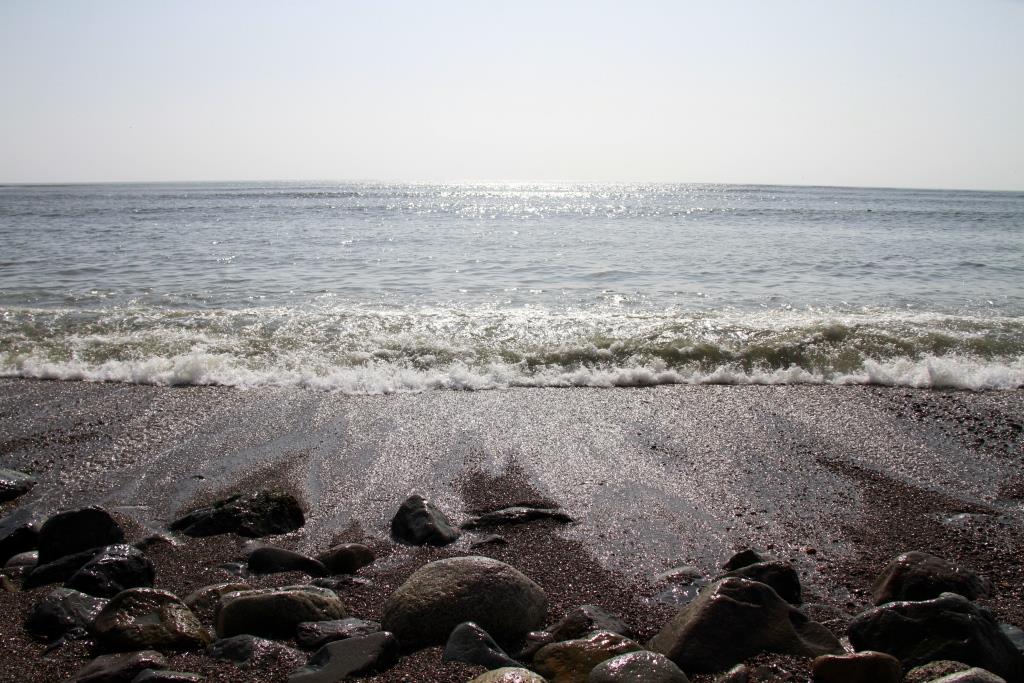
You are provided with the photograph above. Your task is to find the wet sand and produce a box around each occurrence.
[1,379,1022,682]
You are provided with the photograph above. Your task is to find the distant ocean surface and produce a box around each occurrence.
[1,182,1022,392]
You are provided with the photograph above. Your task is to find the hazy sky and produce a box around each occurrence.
[1,1,1022,189]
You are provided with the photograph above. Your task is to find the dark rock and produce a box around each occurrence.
[169,491,305,538]
[471,534,509,549]
[0,508,42,564]
[24,546,106,589]
[315,543,374,574]
[534,631,643,683]
[26,587,109,641]
[722,548,766,572]
[37,506,125,565]
[130,671,202,683]
[1003,624,1024,655]
[311,575,371,591]
[443,621,520,670]
[931,670,1008,683]
[811,651,903,683]
[713,664,750,683]
[647,577,842,673]
[721,560,802,605]
[469,669,548,683]
[5,549,38,570]
[67,650,167,683]
[390,494,459,546]
[905,661,974,683]
[848,592,1021,682]
[512,630,556,662]
[588,650,691,683]
[92,588,211,651]
[288,631,400,682]
[548,605,631,641]
[182,582,250,621]
[208,634,300,665]
[296,618,382,650]
[216,585,347,639]
[0,468,36,502]
[872,552,991,605]
[66,544,156,597]
[246,546,326,576]
[462,506,574,529]
[381,555,547,649]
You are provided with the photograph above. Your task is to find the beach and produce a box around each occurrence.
[1,378,1022,681]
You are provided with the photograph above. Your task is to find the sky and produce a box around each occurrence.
[1,1,1022,190]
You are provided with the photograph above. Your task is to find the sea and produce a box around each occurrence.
[1,182,1022,393]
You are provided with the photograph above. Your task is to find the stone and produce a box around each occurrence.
[872,552,991,605]
[513,631,557,662]
[37,506,125,564]
[0,468,36,502]
[316,543,374,574]
[182,582,250,621]
[471,534,509,549]
[722,548,766,572]
[647,577,843,673]
[469,669,549,683]
[246,546,326,576]
[381,555,547,649]
[931,669,1008,683]
[25,587,108,641]
[24,546,107,589]
[443,621,520,669]
[67,650,167,683]
[587,651,690,683]
[131,672,202,683]
[721,560,802,604]
[534,631,643,683]
[0,508,42,564]
[5,549,37,570]
[462,506,574,529]
[548,605,631,641]
[653,566,703,585]
[811,651,903,683]
[92,588,211,651]
[390,493,459,546]
[169,491,305,538]
[288,631,400,682]
[208,634,300,665]
[216,585,347,639]
[296,618,382,650]
[713,664,750,683]
[849,592,1021,682]
[905,661,974,683]
[66,544,156,597]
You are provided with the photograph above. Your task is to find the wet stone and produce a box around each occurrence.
[720,560,802,605]
[66,544,156,598]
[169,491,305,538]
[92,588,211,652]
[547,605,632,641]
[24,546,107,589]
[67,650,168,683]
[246,546,326,576]
[0,468,36,502]
[37,506,125,565]
[462,506,574,530]
[216,585,347,639]
[316,543,374,574]
[811,651,903,683]
[534,631,643,683]
[25,587,109,641]
[288,631,401,683]
[872,551,992,605]
[931,669,1009,683]
[905,661,974,683]
[0,508,42,564]
[469,669,549,683]
[296,617,382,650]
[587,651,691,683]
[182,582,250,622]
[443,621,520,670]
[722,548,766,572]
[207,634,300,665]
[390,493,460,546]
[5,549,38,571]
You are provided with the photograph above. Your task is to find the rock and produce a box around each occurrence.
[381,555,547,649]
[0,468,36,502]
[5,549,38,570]
[471,534,509,549]
[24,546,107,589]
[721,560,801,604]
[66,544,156,597]
[713,664,750,683]
[513,631,557,662]
[208,634,300,665]
[296,618,382,650]
[443,621,520,669]
[182,582,250,621]
[534,631,643,683]
[872,552,991,605]
[811,651,903,683]
[462,506,574,529]
[647,577,843,673]
[316,543,374,574]
[25,587,108,641]
[216,585,347,639]
[0,575,16,592]
[587,651,690,683]
[849,592,1021,681]
[1003,624,1024,656]
[131,672,202,683]
[288,631,400,682]
[469,669,549,683]
[246,546,326,576]
[92,588,211,651]
[169,491,305,538]
[311,575,371,591]
[390,494,459,546]
[722,548,766,572]
[37,506,125,564]
[931,669,1008,683]
[0,508,42,564]
[548,605,632,641]
[905,661,974,683]
[67,650,167,683]
[653,566,703,585]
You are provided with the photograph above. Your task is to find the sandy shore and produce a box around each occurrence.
[1,379,1022,682]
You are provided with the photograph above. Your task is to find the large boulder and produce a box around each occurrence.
[534,631,643,683]
[0,508,42,564]
[721,560,801,605]
[848,592,1022,682]
[92,588,211,651]
[647,577,843,673]
[37,506,124,564]
[66,545,155,597]
[872,552,991,605]
[246,546,326,576]
[381,556,547,649]
[811,651,903,683]
[0,468,36,502]
[587,651,690,683]
[390,494,459,546]
[25,587,108,641]
[288,632,401,682]
[316,543,375,574]
[66,650,167,683]
[169,491,305,538]
[216,585,347,639]
[443,621,520,669]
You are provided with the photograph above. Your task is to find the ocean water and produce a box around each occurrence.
[1,182,1022,393]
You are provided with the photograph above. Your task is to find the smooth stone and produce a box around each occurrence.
[67,650,168,683]
[182,582,251,620]
[37,506,125,564]
[93,588,211,651]
[381,555,547,649]
[469,669,549,683]
[288,631,400,682]
[587,650,690,683]
[872,551,991,605]
[5,549,38,569]
[169,491,305,538]
[247,546,326,576]
[443,621,520,669]
[548,605,631,641]
[722,548,766,572]
[905,661,974,683]
[647,577,843,673]
[315,543,375,574]
[25,587,108,641]
[390,493,459,546]
[931,669,1008,683]
[296,618,382,650]
[513,630,556,662]
[848,592,1021,681]
[721,560,802,604]
[462,506,574,529]
[653,566,703,585]
[811,651,903,683]
[311,575,371,591]
[216,585,347,639]
[0,468,36,502]
[207,634,300,665]
[534,631,643,683]
[66,544,156,597]
[24,546,106,589]
[713,664,750,683]
[0,508,42,564]
[131,671,203,683]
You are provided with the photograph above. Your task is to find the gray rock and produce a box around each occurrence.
[1002,623,1024,655]
[722,548,766,572]
[0,508,42,564]
[66,544,156,597]
[653,566,703,585]
[0,468,36,502]
[37,506,125,564]
[811,651,903,683]
[534,631,643,683]
[92,588,211,651]
[513,630,556,662]
[647,577,843,673]
[471,534,509,549]
[296,618,382,650]
[288,631,400,682]
[216,585,347,639]
[462,506,574,529]
[588,651,690,683]
[721,560,802,605]
[390,494,459,546]
[207,634,300,665]
[246,546,326,576]
[381,555,547,649]
[24,546,106,589]
[25,587,108,641]
[931,669,1008,683]
[5,549,38,570]
[443,621,520,669]
[469,669,549,683]
[547,605,631,641]
[169,491,305,538]
[316,543,374,574]
[872,552,991,605]
[67,650,168,683]
[131,672,202,683]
